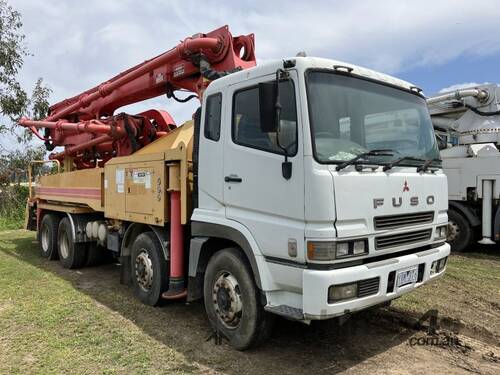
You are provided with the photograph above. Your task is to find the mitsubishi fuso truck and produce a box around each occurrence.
[21,25,450,350]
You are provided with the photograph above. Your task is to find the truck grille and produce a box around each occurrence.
[358,277,380,298]
[374,211,434,230]
[375,229,432,250]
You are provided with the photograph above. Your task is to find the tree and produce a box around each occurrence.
[0,146,45,185]
[0,1,50,229]
[0,0,50,146]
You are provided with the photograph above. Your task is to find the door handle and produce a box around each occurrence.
[225,175,242,183]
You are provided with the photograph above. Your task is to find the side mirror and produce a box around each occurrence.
[258,81,278,133]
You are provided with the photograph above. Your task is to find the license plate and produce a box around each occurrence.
[396,266,418,287]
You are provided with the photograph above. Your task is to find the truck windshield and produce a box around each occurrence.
[306,71,440,166]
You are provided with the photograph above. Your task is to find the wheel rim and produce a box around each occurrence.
[447,220,460,242]
[59,230,70,259]
[41,224,49,252]
[212,271,243,329]
[135,249,154,292]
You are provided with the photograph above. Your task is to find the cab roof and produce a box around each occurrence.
[206,56,421,95]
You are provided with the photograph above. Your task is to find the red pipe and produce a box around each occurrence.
[46,37,221,122]
[50,134,112,159]
[19,118,126,136]
[95,141,114,152]
[162,190,186,299]
[170,191,184,277]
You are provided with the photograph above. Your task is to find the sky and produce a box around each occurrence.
[4,0,500,150]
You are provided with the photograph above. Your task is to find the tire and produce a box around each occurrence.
[203,248,274,350]
[130,232,169,306]
[38,213,60,260]
[447,209,472,252]
[57,217,88,269]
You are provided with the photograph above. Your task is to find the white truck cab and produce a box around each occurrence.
[190,57,450,337]
[429,83,500,252]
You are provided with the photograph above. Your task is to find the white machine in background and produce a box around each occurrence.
[428,84,500,251]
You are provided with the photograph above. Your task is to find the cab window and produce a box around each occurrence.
[232,80,297,155]
[204,93,222,141]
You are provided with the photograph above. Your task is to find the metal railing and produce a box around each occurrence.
[28,160,61,199]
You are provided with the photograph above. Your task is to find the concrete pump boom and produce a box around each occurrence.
[19,25,255,169]
[427,83,500,250]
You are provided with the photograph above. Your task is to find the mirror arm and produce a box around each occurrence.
[274,68,292,180]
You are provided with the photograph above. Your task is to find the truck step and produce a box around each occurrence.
[264,305,304,321]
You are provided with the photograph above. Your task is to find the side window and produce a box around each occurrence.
[204,93,222,141]
[232,80,297,155]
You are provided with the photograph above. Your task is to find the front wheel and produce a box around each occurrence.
[447,209,472,252]
[203,248,273,350]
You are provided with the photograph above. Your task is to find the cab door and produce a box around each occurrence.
[223,71,305,262]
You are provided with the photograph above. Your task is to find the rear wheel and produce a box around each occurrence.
[203,248,273,350]
[57,217,87,269]
[447,209,472,252]
[38,214,60,260]
[130,232,168,306]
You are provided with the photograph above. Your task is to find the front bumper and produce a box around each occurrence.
[302,242,450,319]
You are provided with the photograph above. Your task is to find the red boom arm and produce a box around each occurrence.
[19,25,255,168]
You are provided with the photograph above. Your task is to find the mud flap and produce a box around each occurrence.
[24,200,37,231]
[120,255,132,285]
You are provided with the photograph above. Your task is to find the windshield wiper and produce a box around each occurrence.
[417,158,441,172]
[382,156,425,171]
[382,157,441,172]
[336,149,394,171]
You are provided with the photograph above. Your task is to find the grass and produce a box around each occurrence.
[392,247,500,338]
[0,230,200,374]
[0,229,499,373]
[0,216,24,230]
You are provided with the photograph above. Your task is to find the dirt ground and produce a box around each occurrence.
[0,230,499,374]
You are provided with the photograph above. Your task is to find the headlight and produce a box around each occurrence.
[434,225,447,240]
[353,240,366,254]
[307,239,368,261]
[328,282,358,302]
[336,242,350,257]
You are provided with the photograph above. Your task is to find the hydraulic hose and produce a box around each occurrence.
[465,104,500,117]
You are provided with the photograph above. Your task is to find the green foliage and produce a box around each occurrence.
[30,77,50,121]
[0,0,28,124]
[0,146,45,229]
[0,0,51,143]
[0,184,28,229]
[0,145,45,185]
[0,1,51,228]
